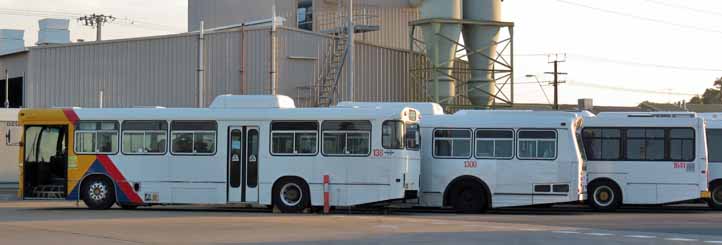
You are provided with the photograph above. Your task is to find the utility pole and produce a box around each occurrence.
[78,14,116,41]
[544,54,567,110]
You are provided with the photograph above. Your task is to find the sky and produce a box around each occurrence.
[0,0,720,106]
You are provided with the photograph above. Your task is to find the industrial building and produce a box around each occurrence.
[0,0,516,110]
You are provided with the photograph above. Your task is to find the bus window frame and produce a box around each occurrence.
[169,120,218,156]
[582,127,696,162]
[473,128,515,160]
[121,120,169,155]
[320,120,372,157]
[516,129,558,161]
[382,120,405,150]
[269,121,319,157]
[73,121,120,155]
[432,128,473,159]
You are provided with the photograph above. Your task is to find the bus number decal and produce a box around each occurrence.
[464,160,477,168]
[373,149,384,157]
[673,162,687,169]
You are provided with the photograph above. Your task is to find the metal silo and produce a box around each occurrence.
[463,0,501,107]
[415,0,462,103]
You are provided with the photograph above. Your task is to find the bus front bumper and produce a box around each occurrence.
[701,191,711,199]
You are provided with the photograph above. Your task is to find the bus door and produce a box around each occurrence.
[227,126,260,203]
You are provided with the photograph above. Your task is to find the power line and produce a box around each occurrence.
[556,0,722,35]
[0,8,182,32]
[570,53,722,72]
[567,80,698,96]
[642,0,722,17]
[516,53,722,72]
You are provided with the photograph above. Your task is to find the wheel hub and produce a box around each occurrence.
[593,186,614,207]
[88,182,107,201]
[280,183,302,207]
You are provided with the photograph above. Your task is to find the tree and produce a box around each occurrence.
[689,77,722,104]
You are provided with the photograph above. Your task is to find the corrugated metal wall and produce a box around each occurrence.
[27,30,246,108]
[29,34,196,108]
[24,26,446,108]
[188,0,298,31]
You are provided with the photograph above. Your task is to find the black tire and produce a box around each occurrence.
[119,204,138,210]
[708,184,722,210]
[272,178,310,213]
[588,181,622,211]
[449,181,487,213]
[80,176,116,210]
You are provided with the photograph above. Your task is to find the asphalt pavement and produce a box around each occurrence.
[0,201,720,244]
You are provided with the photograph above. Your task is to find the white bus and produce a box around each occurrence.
[581,112,710,211]
[698,113,722,209]
[19,95,421,212]
[418,110,586,212]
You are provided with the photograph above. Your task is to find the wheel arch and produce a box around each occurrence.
[78,173,118,203]
[442,175,491,208]
[271,175,311,205]
[709,178,722,190]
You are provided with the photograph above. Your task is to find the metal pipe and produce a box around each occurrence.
[270,5,278,95]
[198,21,205,107]
[99,90,103,108]
[348,0,354,101]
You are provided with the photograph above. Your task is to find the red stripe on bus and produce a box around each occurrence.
[97,155,143,204]
[62,109,79,124]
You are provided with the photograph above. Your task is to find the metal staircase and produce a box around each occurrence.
[294,3,380,107]
[317,32,350,107]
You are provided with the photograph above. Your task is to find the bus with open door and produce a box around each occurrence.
[18,95,421,212]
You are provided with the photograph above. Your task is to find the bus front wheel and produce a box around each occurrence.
[588,181,621,211]
[272,178,310,213]
[450,182,487,213]
[708,184,722,210]
[80,176,116,210]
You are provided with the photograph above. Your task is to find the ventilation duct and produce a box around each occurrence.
[416,0,462,103]
[463,0,501,107]
[0,29,24,55]
[37,18,70,45]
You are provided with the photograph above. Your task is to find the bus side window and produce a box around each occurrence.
[170,121,217,155]
[270,121,318,156]
[475,129,513,159]
[433,129,471,158]
[321,121,371,156]
[382,120,404,149]
[74,121,119,155]
[707,129,722,162]
[122,120,168,155]
[517,130,557,160]
[669,128,694,161]
[582,128,621,161]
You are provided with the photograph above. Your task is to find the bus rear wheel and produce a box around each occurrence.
[588,181,621,211]
[708,184,722,210]
[450,182,487,213]
[81,176,116,210]
[273,178,310,213]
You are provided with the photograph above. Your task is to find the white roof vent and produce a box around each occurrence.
[0,29,24,55]
[209,95,296,109]
[37,18,70,45]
